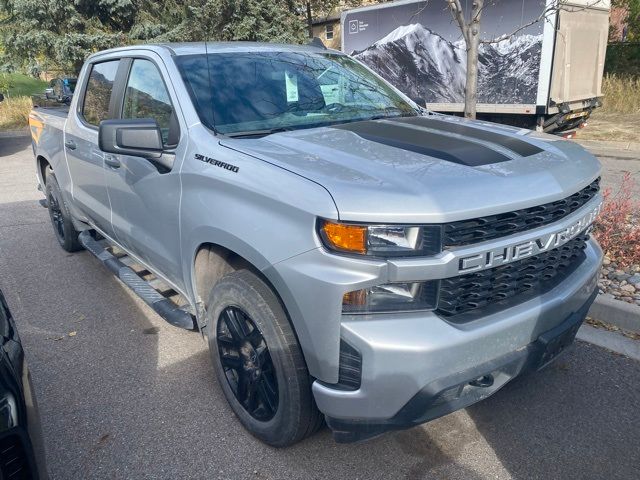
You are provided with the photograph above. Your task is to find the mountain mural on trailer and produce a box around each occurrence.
[353,23,542,105]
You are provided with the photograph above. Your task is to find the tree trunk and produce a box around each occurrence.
[463,0,483,119]
[464,29,480,119]
[306,2,314,39]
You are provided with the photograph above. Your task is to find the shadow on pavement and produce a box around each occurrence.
[466,344,640,480]
[0,135,32,157]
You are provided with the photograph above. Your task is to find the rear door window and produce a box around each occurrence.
[81,60,120,127]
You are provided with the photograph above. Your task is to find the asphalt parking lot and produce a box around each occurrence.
[1,135,639,479]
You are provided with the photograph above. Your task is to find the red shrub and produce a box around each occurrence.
[592,172,640,266]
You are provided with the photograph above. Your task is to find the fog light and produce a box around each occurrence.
[343,281,438,314]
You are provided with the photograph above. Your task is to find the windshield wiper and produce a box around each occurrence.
[223,127,293,138]
[369,112,417,121]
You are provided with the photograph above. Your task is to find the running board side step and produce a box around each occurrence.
[78,231,197,331]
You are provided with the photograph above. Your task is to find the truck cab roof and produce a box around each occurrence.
[86,41,337,61]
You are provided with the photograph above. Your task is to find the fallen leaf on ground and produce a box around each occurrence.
[586,318,620,331]
[68,331,77,337]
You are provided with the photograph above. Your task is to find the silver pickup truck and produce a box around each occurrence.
[29,42,603,446]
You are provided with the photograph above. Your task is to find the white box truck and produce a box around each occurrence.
[342,0,610,133]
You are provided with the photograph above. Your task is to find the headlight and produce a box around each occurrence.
[343,281,438,313]
[318,219,441,257]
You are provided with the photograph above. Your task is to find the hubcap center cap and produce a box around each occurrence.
[240,342,260,375]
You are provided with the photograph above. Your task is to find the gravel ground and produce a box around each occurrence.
[598,257,640,306]
[1,136,639,480]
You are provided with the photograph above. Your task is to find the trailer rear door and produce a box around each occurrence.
[549,6,609,105]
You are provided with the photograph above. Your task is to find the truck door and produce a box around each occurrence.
[64,59,121,237]
[102,56,185,290]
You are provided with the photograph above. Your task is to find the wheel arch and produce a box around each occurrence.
[190,238,316,379]
[36,155,51,185]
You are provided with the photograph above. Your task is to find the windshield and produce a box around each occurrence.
[64,79,77,92]
[175,51,417,136]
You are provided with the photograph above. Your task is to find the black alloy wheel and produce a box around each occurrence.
[216,306,279,421]
[47,189,65,242]
[44,168,82,252]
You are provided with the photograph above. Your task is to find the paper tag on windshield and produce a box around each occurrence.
[285,72,299,102]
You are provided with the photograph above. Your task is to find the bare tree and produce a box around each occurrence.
[446,0,603,119]
[446,0,483,119]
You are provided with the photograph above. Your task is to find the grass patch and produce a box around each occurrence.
[599,74,640,115]
[578,74,640,143]
[0,96,33,130]
[1,73,47,97]
[580,112,640,143]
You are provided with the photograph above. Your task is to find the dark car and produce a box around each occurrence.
[44,77,77,104]
[0,290,47,479]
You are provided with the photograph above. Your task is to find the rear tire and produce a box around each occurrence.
[206,270,322,447]
[45,168,82,252]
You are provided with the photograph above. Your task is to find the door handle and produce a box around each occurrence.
[104,155,121,169]
[64,140,76,150]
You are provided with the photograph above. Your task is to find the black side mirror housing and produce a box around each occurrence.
[99,119,163,159]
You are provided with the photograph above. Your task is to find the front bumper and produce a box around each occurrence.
[310,239,601,442]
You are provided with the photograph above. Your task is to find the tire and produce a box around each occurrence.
[206,270,323,447]
[45,168,83,252]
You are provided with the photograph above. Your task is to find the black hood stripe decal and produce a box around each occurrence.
[392,116,544,157]
[333,120,512,167]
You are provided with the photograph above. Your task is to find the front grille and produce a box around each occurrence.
[443,178,600,247]
[437,233,590,320]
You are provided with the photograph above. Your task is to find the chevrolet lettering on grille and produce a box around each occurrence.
[458,201,603,274]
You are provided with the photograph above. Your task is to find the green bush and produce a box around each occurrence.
[605,42,640,77]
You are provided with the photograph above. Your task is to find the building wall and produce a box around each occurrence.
[610,6,629,42]
[312,1,381,50]
[312,21,342,49]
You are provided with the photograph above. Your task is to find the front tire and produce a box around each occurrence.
[206,270,322,447]
[45,168,82,252]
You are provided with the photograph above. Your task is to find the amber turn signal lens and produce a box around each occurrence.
[343,289,367,306]
[321,221,367,254]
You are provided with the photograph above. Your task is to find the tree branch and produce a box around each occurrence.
[447,0,469,43]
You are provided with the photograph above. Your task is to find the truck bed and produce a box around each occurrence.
[31,104,69,118]
[28,104,69,189]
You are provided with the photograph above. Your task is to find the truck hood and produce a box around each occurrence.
[220,115,601,223]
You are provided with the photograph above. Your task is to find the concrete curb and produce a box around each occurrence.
[573,139,640,159]
[0,128,30,138]
[576,324,640,361]
[588,294,640,334]
[574,139,640,152]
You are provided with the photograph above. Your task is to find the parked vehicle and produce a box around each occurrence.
[44,77,77,105]
[28,42,602,446]
[342,0,611,133]
[0,289,47,478]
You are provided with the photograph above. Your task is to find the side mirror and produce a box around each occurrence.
[98,119,163,159]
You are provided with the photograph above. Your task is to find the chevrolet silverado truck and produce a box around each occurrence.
[28,42,603,446]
